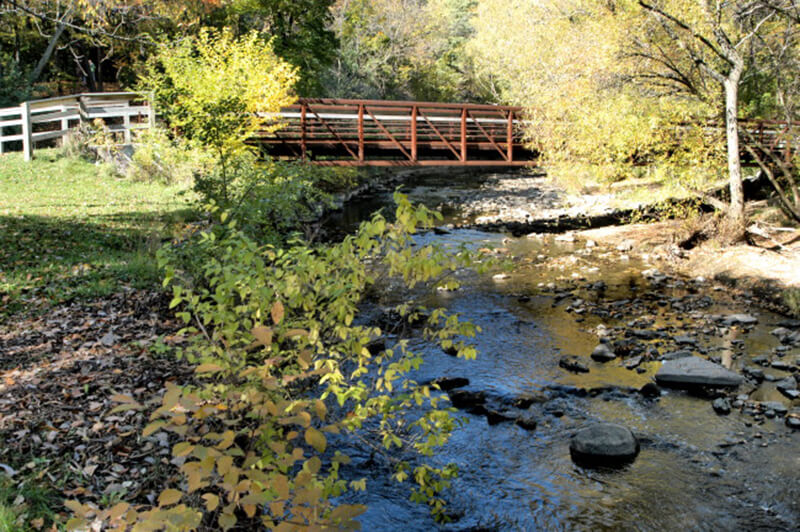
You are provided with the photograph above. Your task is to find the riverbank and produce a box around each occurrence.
[380,168,800,314]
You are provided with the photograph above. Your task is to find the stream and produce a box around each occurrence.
[323,171,800,531]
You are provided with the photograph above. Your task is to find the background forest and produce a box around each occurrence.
[3,0,799,226]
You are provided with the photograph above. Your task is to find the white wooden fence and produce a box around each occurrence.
[0,92,154,161]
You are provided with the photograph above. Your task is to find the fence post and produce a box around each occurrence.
[123,101,132,145]
[147,92,156,130]
[21,102,33,161]
[60,104,70,145]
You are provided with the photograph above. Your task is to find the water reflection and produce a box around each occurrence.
[327,175,799,531]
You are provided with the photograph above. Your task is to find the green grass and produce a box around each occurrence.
[0,149,197,317]
[0,476,59,531]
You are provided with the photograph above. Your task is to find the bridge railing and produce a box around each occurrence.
[738,119,798,165]
[0,92,154,161]
[259,98,530,166]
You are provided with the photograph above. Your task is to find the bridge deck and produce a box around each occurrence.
[257,98,536,166]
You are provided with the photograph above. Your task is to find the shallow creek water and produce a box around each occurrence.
[324,172,800,531]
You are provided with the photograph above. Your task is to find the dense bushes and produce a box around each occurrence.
[67,193,485,530]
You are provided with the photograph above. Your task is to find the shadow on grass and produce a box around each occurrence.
[0,208,196,316]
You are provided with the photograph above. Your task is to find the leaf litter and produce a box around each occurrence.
[0,288,194,518]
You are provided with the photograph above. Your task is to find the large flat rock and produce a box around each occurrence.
[656,356,743,388]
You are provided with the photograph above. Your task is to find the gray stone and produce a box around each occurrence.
[485,409,516,426]
[661,350,694,361]
[674,335,697,345]
[570,423,639,466]
[624,356,643,370]
[780,389,800,400]
[743,366,765,382]
[722,314,758,326]
[560,357,590,373]
[433,377,470,391]
[515,415,538,431]
[656,357,743,388]
[772,360,794,371]
[640,382,661,398]
[628,329,660,340]
[712,398,731,415]
[591,343,617,362]
[776,377,797,393]
[786,415,800,429]
[772,327,793,341]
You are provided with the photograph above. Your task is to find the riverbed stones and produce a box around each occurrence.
[655,356,743,388]
[591,343,617,362]
[569,423,639,466]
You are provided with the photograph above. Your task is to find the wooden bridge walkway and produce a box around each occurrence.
[1,93,795,168]
[257,98,535,166]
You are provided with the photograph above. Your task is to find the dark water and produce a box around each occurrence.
[326,173,800,531]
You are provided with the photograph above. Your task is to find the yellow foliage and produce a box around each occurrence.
[141,28,298,159]
[468,0,723,187]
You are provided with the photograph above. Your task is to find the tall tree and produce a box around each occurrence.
[205,0,337,96]
[469,0,799,235]
[636,0,782,231]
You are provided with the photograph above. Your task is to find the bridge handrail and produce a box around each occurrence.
[289,98,524,112]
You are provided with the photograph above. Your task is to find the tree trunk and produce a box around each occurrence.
[29,18,68,84]
[724,75,745,231]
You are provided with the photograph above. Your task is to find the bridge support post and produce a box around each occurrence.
[507,110,514,162]
[411,106,417,162]
[460,107,467,162]
[300,102,307,161]
[358,104,364,162]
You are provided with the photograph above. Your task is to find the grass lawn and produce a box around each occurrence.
[0,149,196,318]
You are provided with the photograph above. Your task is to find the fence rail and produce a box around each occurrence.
[0,92,154,161]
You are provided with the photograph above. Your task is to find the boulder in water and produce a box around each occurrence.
[570,423,639,466]
[712,398,731,415]
[655,357,743,388]
[433,377,470,391]
[640,382,661,398]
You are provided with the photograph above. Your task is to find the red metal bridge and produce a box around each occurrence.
[256,98,798,168]
[257,99,535,166]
